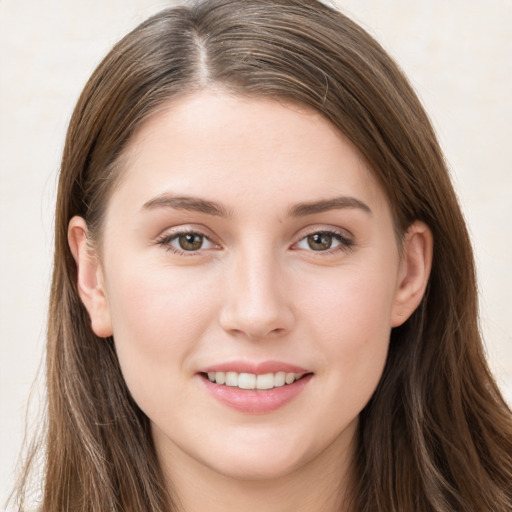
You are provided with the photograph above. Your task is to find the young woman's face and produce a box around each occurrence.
[80,91,423,482]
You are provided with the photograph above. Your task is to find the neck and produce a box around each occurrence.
[155,423,357,512]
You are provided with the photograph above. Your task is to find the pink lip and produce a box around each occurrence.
[198,360,313,414]
[201,360,309,375]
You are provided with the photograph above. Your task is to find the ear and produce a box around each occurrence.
[68,216,113,337]
[391,221,433,327]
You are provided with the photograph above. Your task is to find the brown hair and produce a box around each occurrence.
[14,0,512,510]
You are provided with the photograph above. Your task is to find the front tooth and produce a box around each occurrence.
[216,372,226,385]
[274,371,286,387]
[256,373,275,390]
[285,373,296,384]
[225,372,238,387]
[238,373,256,389]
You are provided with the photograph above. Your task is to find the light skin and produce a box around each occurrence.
[69,91,432,512]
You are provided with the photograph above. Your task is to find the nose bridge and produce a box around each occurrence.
[220,240,294,339]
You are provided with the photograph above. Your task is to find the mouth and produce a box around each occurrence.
[201,370,310,390]
[199,364,314,413]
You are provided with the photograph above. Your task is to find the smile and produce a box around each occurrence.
[206,371,306,390]
[200,364,313,414]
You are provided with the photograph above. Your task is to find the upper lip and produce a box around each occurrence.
[200,360,310,375]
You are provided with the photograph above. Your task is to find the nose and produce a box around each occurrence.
[219,248,295,340]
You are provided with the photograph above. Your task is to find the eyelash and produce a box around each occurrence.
[155,228,354,256]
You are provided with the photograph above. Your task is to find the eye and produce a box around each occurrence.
[294,230,353,252]
[156,230,218,254]
[176,233,206,251]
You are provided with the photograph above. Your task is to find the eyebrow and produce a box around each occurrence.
[288,196,372,217]
[142,194,231,217]
[141,194,371,218]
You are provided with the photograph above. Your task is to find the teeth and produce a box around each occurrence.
[285,373,296,384]
[225,372,238,387]
[274,371,286,386]
[206,371,304,389]
[238,373,256,389]
[256,373,274,390]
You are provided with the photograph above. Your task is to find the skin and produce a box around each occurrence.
[69,91,432,512]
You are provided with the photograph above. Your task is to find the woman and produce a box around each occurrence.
[14,0,512,510]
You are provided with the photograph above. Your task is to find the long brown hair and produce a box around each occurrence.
[14,1,512,510]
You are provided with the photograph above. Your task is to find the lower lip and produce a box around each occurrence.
[201,374,313,414]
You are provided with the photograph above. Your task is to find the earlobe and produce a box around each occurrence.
[68,216,113,338]
[391,221,433,327]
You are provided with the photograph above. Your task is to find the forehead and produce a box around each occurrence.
[109,90,387,217]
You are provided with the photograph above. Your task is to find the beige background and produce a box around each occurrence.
[1,0,511,506]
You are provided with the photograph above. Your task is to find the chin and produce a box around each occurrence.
[197,430,321,482]
[209,453,306,482]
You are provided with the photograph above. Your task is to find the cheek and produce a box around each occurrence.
[302,264,396,406]
[103,260,218,403]
[305,263,396,342]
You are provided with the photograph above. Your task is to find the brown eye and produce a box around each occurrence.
[306,233,334,251]
[178,233,204,251]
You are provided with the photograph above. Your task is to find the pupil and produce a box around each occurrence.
[179,233,203,251]
[308,233,332,251]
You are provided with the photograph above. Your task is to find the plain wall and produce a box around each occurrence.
[1,0,511,506]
